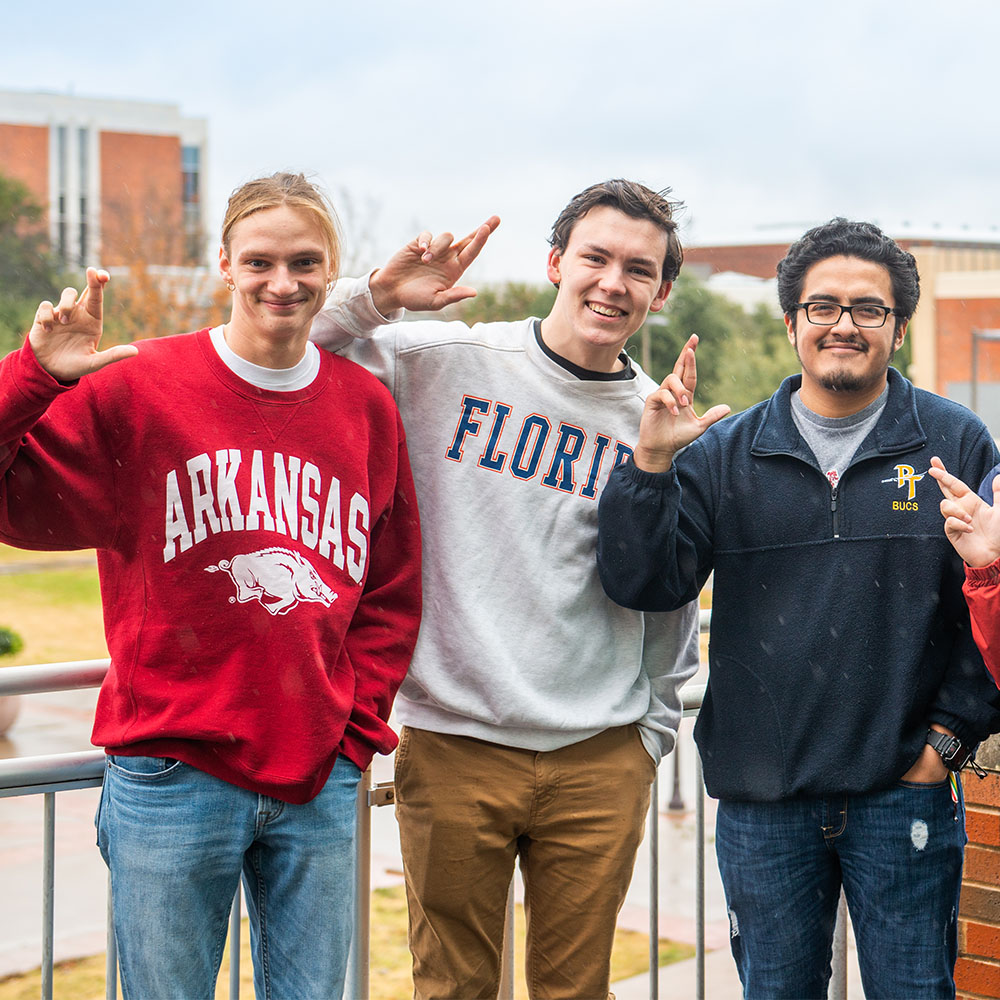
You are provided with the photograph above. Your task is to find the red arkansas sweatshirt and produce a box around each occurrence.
[0,329,421,803]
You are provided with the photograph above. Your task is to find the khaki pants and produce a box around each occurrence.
[394,725,656,1000]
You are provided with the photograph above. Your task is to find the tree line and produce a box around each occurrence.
[4,170,883,415]
[0,172,226,356]
[452,273,801,414]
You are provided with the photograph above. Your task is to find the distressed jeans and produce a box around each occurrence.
[96,753,360,1000]
[716,780,965,999]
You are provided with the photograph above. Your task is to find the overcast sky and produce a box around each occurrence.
[3,0,998,282]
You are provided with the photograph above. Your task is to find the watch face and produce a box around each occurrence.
[929,731,970,771]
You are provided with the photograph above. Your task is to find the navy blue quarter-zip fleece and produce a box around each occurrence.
[597,369,1000,801]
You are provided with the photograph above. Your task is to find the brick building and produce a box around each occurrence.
[687,230,1000,434]
[0,89,208,268]
[960,757,1000,997]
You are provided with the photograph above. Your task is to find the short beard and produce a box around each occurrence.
[793,330,896,395]
[818,371,873,393]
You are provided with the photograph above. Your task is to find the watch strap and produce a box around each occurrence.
[926,729,975,773]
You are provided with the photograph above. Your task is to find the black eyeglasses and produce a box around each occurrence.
[796,302,897,329]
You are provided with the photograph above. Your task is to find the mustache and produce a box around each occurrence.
[819,337,867,351]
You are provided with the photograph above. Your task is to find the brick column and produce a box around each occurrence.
[958,734,1000,998]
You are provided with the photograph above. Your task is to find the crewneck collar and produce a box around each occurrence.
[209,325,320,392]
[533,321,634,381]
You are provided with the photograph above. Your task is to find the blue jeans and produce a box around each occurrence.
[716,780,965,999]
[96,753,360,1000]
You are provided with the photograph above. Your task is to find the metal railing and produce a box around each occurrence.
[0,625,849,1000]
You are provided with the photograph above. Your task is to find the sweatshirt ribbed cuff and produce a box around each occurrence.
[618,457,678,490]
[965,559,1000,586]
[12,340,77,404]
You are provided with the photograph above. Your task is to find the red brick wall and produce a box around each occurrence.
[935,297,1000,398]
[684,244,788,279]
[99,131,183,266]
[958,770,1000,998]
[684,238,999,282]
[0,123,49,211]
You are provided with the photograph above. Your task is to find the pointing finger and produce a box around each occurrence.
[456,222,495,270]
[927,457,966,498]
[81,267,109,319]
[454,214,501,250]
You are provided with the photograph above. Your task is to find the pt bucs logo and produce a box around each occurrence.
[205,548,338,616]
[881,464,925,501]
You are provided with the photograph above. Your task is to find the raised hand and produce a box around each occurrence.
[928,456,1000,568]
[368,216,501,315]
[28,268,138,382]
[632,335,730,472]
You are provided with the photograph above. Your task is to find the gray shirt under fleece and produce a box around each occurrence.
[790,386,889,489]
[310,276,700,763]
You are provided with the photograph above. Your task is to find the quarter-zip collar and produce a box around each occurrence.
[750,367,926,468]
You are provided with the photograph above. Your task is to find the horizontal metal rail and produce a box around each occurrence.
[2,631,851,1000]
[0,658,110,696]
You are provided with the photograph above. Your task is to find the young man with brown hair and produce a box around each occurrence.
[311,179,700,999]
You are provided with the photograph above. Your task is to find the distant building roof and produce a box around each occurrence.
[684,225,1000,279]
[688,223,1000,251]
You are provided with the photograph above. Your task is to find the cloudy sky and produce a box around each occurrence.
[3,0,998,282]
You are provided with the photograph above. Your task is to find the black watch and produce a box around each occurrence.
[926,729,985,777]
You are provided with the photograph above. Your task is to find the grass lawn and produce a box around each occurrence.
[0,545,106,665]
[0,544,97,565]
[0,886,695,999]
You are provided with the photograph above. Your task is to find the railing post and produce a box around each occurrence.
[41,792,55,1000]
[695,751,705,1000]
[829,890,848,1000]
[345,766,372,1000]
[649,771,659,999]
[105,872,117,1000]
[229,891,241,1000]
[498,876,515,999]
[668,742,684,812]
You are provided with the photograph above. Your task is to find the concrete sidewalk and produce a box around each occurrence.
[613,947,744,999]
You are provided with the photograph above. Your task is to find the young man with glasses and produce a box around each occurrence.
[597,218,1000,998]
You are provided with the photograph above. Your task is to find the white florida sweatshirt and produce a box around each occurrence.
[310,276,699,763]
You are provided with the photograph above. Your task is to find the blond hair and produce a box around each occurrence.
[222,172,341,278]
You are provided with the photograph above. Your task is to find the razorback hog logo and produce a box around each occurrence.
[205,548,338,616]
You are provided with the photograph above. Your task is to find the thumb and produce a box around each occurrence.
[87,344,139,374]
[700,404,731,429]
[992,473,1000,508]
[433,286,478,308]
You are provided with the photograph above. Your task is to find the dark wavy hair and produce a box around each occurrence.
[778,218,919,331]
[548,179,684,283]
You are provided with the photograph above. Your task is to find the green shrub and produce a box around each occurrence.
[0,626,24,657]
